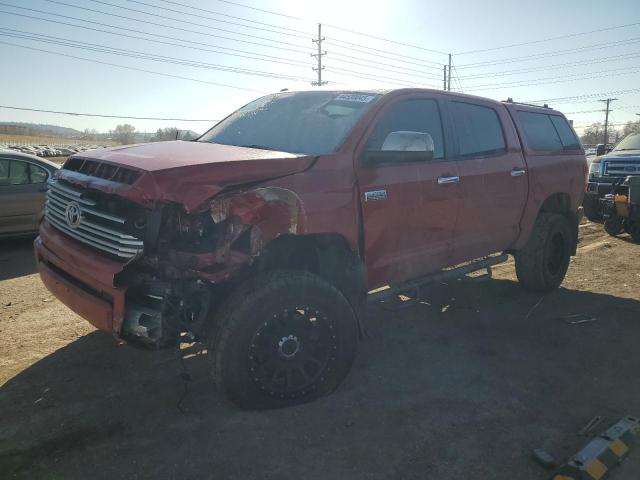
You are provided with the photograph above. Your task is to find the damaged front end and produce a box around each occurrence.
[115,187,305,347]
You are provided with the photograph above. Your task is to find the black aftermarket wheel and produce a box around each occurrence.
[209,270,358,409]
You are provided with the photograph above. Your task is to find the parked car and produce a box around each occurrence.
[34,89,586,409]
[584,133,640,221]
[0,150,59,237]
[55,147,77,156]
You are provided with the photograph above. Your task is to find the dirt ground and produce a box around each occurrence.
[1,222,639,479]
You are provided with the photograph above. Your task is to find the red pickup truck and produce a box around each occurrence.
[35,89,586,409]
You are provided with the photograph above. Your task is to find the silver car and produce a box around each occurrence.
[0,150,59,237]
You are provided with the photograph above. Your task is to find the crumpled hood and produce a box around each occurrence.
[55,141,315,212]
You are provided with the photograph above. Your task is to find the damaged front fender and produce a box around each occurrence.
[210,187,307,261]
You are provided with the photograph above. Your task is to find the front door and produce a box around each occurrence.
[354,95,459,289]
[0,159,48,235]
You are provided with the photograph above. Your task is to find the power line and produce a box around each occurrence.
[0,31,316,83]
[0,2,311,55]
[41,0,310,51]
[455,21,640,55]
[325,67,440,89]
[328,49,443,72]
[456,36,640,69]
[323,24,447,55]
[325,40,443,66]
[524,88,640,105]
[452,63,464,93]
[458,51,640,79]
[320,45,443,81]
[84,0,310,40]
[464,67,640,91]
[0,8,442,82]
[207,0,449,56]
[562,109,606,114]
[145,0,311,35]
[0,40,270,93]
[0,10,313,68]
[0,105,219,122]
[211,0,305,21]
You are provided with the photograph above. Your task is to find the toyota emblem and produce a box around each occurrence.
[64,201,82,228]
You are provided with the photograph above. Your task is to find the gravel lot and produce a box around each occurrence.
[1,222,639,479]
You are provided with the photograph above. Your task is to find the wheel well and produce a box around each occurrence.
[255,233,367,312]
[540,192,571,214]
[538,192,579,255]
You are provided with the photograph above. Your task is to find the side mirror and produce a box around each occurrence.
[363,131,435,166]
[596,144,606,156]
[382,131,434,153]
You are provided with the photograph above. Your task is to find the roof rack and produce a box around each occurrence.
[503,97,550,109]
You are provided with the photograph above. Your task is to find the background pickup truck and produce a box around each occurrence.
[584,132,640,221]
[34,89,587,409]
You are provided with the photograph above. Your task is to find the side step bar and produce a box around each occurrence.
[367,253,509,303]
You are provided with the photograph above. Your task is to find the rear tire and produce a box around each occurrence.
[515,213,573,291]
[209,270,358,410]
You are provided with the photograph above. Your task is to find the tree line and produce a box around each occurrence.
[109,124,199,145]
[579,120,640,145]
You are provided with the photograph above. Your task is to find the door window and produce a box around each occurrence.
[450,102,506,156]
[9,160,29,185]
[549,115,580,149]
[365,99,445,159]
[29,163,48,183]
[517,111,563,151]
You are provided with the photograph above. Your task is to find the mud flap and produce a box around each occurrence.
[552,416,639,480]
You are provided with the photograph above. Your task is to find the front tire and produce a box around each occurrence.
[209,270,358,409]
[515,213,573,291]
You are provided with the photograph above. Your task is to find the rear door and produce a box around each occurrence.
[0,158,49,235]
[354,94,460,288]
[446,100,528,263]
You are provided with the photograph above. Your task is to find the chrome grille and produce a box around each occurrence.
[603,161,640,177]
[45,180,144,259]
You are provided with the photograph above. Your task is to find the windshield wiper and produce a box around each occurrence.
[239,144,280,151]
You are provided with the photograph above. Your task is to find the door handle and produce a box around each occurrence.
[510,168,527,177]
[437,175,460,185]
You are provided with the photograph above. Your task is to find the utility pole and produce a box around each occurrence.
[447,53,452,92]
[599,98,617,146]
[443,65,447,90]
[311,23,327,86]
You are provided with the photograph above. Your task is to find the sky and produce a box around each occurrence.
[1,0,639,136]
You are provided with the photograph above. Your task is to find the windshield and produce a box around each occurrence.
[613,133,640,151]
[198,91,382,155]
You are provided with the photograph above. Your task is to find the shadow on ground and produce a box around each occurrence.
[1,278,639,479]
[0,237,37,281]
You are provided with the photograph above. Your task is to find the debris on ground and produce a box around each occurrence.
[532,448,557,470]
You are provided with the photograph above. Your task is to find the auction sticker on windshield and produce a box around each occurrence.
[334,94,377,103]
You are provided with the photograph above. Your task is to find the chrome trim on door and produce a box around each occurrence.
[437,175,460,185]
[510,169,527,177]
